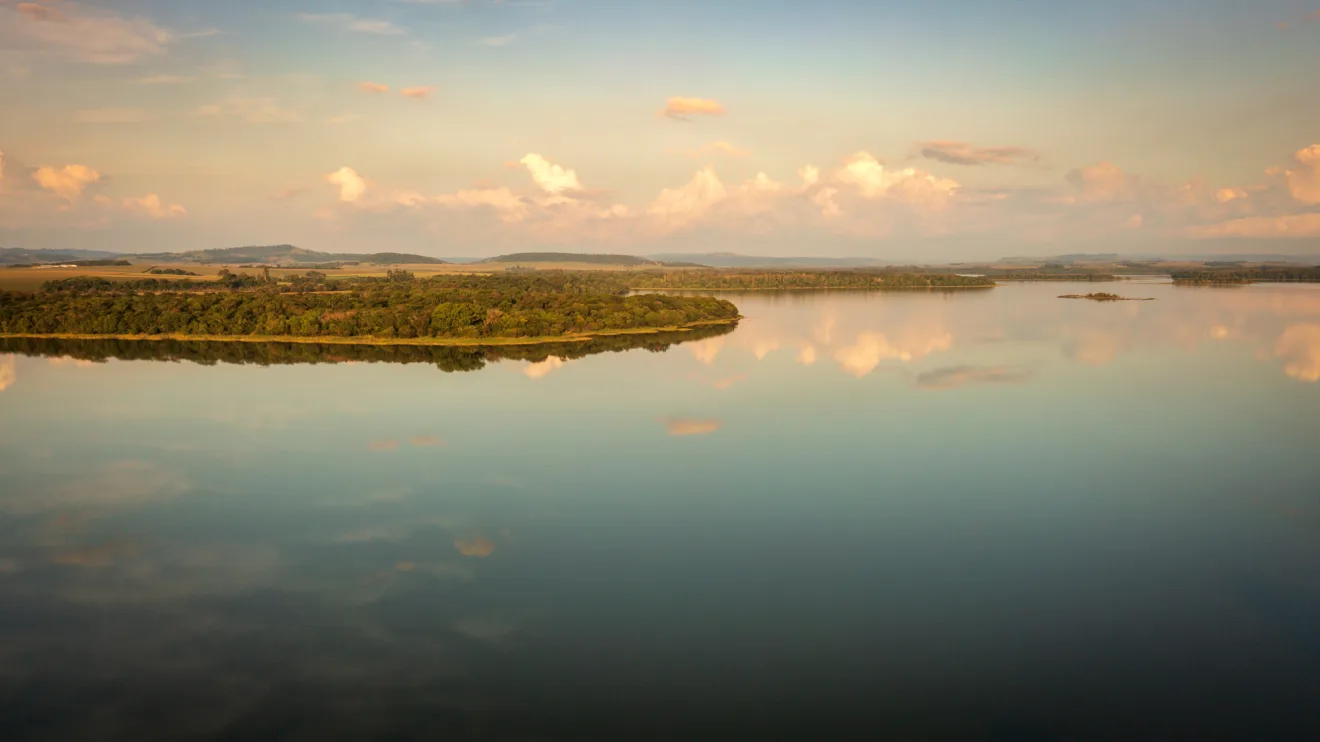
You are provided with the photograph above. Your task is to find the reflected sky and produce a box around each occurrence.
[1,282,1319,740]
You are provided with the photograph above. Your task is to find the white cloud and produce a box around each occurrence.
[326,167,367,203]
[1285,145,1320,204]
[646,167,728,229]
[835,151,959,207]
[296,13,404,36]
[33,164,101,200]
[123,193,186,219]
[520,153,583,194]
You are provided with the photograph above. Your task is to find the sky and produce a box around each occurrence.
[1,0,1319,260]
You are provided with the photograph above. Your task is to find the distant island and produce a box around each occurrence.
[0,272,740,345]
[1059,293,1153,301]
[620,270,995,290]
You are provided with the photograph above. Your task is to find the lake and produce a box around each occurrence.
[1,280,1318,740]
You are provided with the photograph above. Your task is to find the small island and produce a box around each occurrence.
[0,271,741,346]
[1058,293,1154,301]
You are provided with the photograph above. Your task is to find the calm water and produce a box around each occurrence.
[2,281,1319,741]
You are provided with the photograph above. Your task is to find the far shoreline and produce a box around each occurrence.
[0,318,742,348]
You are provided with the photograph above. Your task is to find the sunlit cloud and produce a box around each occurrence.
[122,193,186,219]
[660,96,726,120]
[1184,213,1320,239]
[196,97,301,123]
[327,166,367,203]
[797,345,818,365]
[401,85,436,99]
[7,0,174,63]
[1276,324,1320,382]
[833,330,953,377]
[915,365,1032,390]
[520,153,583,194]
[836,152,959,207]
[1062,161,1139,203]
[454,533,494,557]
[1283,144,1320,204]
[915,140,1039,167]
[664,418,723,436]
[358,81,390,94]
[33,164,100,201]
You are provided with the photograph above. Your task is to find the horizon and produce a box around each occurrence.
[2,1,1320,259]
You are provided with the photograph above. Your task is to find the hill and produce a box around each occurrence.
[0,248,120,265]
[647,252,891,268]
[480,252,663,266]
[128,245,448,265]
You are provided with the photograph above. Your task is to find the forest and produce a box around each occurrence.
[1171,266,1320,284]
[0,272,740,341]
[619,270,996,290]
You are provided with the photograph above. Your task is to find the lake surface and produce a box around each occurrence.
[2,280,1319,741]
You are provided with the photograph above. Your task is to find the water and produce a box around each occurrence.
[1,280,1318,740]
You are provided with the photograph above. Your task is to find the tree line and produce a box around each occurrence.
[0,272,739,340]
[618,270,996,290]
[1171,266,1320,284]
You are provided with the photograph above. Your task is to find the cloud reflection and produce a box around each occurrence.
[454,533,494,558]
[524,356,568,379]
[833,330,953,377]
[665,418,723,436]
[916,365,1032,390]
[0,354,14,391]
[1276,324,1320,382]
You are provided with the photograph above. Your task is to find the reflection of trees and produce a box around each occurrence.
[0,323,737,374]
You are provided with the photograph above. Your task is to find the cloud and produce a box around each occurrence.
[524,356,567,379]
[359,81,390,94]
[916,140,1039,167]
[688,336,725,365]
[296,13,404,36]
[836,151,959,207]
[401,85,436,99]
[1184,213,1320,239]
[327,167,367,203]
[797,345,817,365]
[0,355,14,392]
[1,460,188,516]
[480,34,517,46]
[1064,161,1139,203]
[1276,324,1320,382]
[519,153,583,194]
[33,164,101,200]
[123,193,187,219]
[664,418,722,436]
[368,438,399,451]
[8,0,174,63]
[53,541,140,568]
[646,167,728,229]
[708,373,747,390]
[915,365,1032,390]
[454,533,494,557]
[1284,144,1320,204]
[430,187,530,222]
[196,97,301,123]
[686,141,750,159]
[73,108,148,124]
[0,149,6,181]
[660,97,726,120]
[833,330,953,377]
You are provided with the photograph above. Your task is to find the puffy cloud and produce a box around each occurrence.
[296,13,404,36]
[1276,324,1320,382]
[835,152,959,207]
[798,165,820,188]
[833,330,953,377]
[1284,145,1320,204]
[33,164,101,200]
[519,153,583,194]
[358,81,390,94]
[326,167,367,203]
[646,167,728,229]
[1064,161,1139,202]
[915,140,1038,167]
[686,141,749,159]
[797,345,818,365]
[401,85,436,99]
[664,418,722,436]
[122,193,187,219]
[8,0,174,63]
[1184,213,1320,239]
[430,187,530,222]
[660,97,726,120]
[1214,187,1249,203]
[524,356,567,379]
[73,108,148,123]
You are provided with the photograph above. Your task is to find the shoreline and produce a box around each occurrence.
[0,317,742,348]
[630,285,996,292]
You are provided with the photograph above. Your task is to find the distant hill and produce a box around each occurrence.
[647,252,891,268]
[481,252,662,266]
[127,245,448,265]
[0,247,120,265]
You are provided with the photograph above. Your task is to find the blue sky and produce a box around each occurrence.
[1,0,1319,258]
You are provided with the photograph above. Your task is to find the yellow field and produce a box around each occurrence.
[0,260,668,291]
